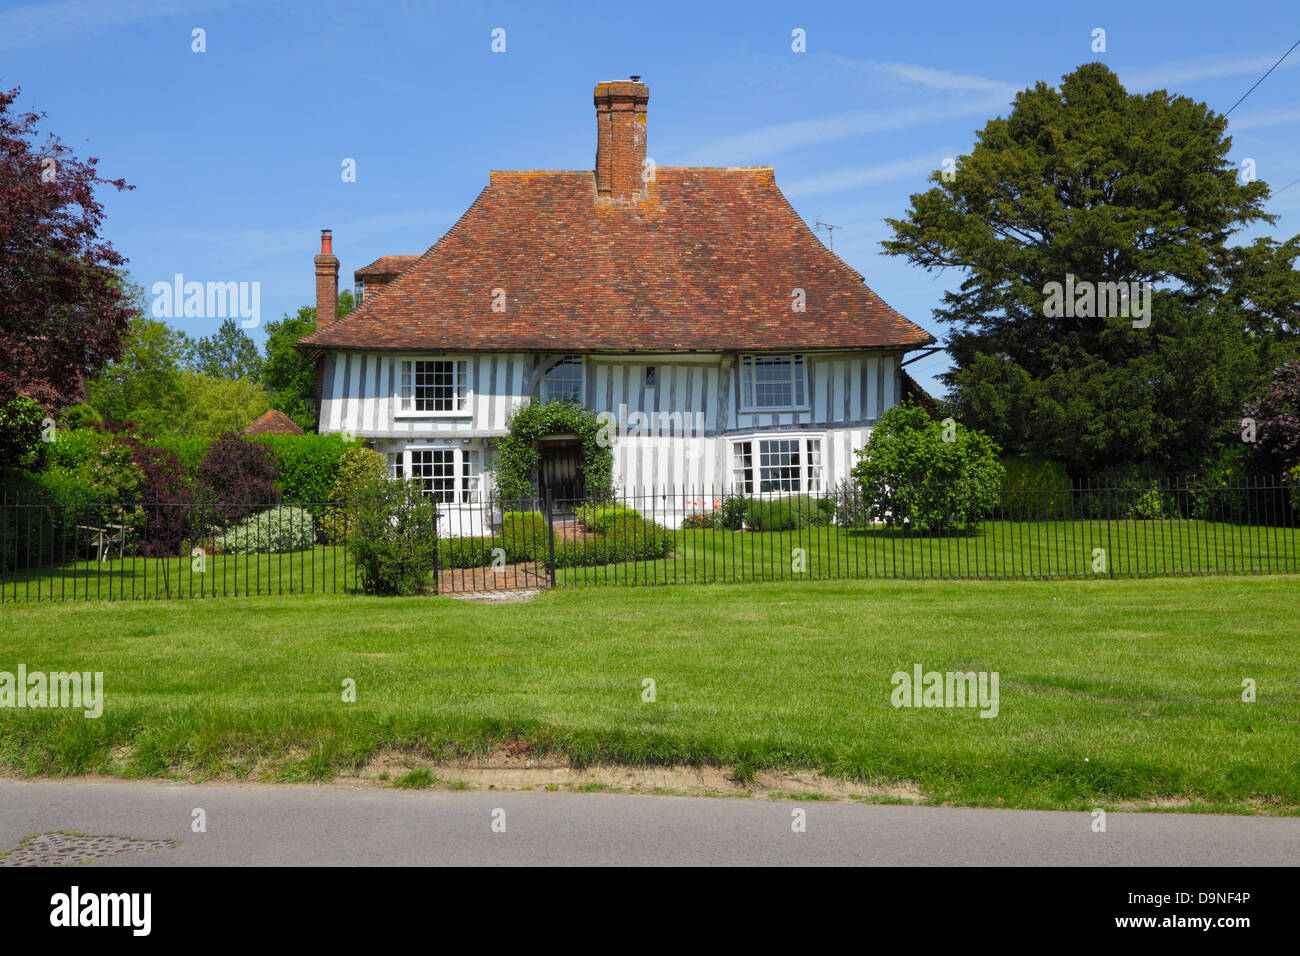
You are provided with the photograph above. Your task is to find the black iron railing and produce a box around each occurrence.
[2,476,1297,601]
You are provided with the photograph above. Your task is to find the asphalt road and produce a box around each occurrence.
[0,778,1296,866]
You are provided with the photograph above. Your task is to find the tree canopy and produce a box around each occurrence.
[883,63,1299,476]
[0,86,136,408]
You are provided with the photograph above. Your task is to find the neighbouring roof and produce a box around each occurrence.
[242,409,304,436]
[355,255,420,278]
[901,369,943,417]
[300,168,934,354]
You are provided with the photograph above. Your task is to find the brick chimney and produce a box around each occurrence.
[594,78,649,201]
[314,229,339,326]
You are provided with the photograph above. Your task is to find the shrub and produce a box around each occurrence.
[438,536,499,570]
[575,502,642,534]
[254,432,361,509]
[831,478,871,528]
[47,426,111,472]
[500,510,548,561]
[998,456,1072,519]
[0,469,93,573]
[1241,359,1300,477]
[322,446,388,542]
[214,506,316,554]
[851,402,1005,533]
[553,516,672,567]
[347,478,440,596]
[0,396,49,471]
[1290,464,1300,513]
[197,432,279,526]
[682,513,717,530]
[59,403,103,431]
[153,433,212,476]
[716,494,749,530]
[1128,482,1176,520]
[743,495,831,531]
[113,431,193,557]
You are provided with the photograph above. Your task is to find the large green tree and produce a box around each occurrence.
[883,62,1296,476]
[88,313,192,434]
[263,289,354,430]
[189,318,263,380]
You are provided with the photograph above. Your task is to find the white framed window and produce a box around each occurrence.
[397,359,471,414]
[542,355,584,403]
[386,452,404,479]
[739,355,807,410]
[403,446,481,504]
[731,436,823,494]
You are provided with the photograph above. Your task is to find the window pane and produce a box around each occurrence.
[542,356,583,403]
[758,438,801,493]
[461,451,480,504]
[732,441,753,494]
[409,449,456,503]
[746,355,805,408]
[806,439,822,493]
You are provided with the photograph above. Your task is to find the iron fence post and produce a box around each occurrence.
[544,488,557,589]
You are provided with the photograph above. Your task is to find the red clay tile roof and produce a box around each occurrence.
[300,168,934,354]
[242,409,304,436]
[355,255,420,278]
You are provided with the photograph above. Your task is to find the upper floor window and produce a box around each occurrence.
[542,355,584,404]
[740,355,807,410]
[397,359,470,414]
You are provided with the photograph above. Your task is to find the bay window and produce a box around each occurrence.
[731,436,823,494]
[401,446,482,504]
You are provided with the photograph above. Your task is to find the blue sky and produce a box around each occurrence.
[3,0,1298,396]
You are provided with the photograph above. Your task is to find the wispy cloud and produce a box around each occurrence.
[678,55,1015,165]
[825,55,1022,100]
[0,0,257,50]
[1116,52,1300,92]
[678,99,1002,165]
[1229,108,1300,132]
[782,152,943,198]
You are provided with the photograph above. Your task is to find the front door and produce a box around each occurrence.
[538,440,585,511]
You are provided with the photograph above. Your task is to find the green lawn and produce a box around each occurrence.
[556,518,1300,587]
[0,576,1296,812]
[4,517,1298,600]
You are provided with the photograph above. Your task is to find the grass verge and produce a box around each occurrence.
[0,576,1296,812]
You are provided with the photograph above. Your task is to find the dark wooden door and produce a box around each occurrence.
[539,441,585,510]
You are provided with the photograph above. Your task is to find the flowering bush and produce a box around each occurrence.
[214,506,315,554]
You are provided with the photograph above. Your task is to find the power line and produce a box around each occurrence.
[1274,175,1300,196]
[1223,38,1300,117]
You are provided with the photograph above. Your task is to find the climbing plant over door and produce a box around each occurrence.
[492,399,614,503]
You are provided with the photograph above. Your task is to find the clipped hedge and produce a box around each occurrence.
[554,516,672,567]
[252,432,362,512]
[214,505,316,554]
[438,536,499,570]
[500,511,548,561]
[575,502,642,534]
[743,495,832,531]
